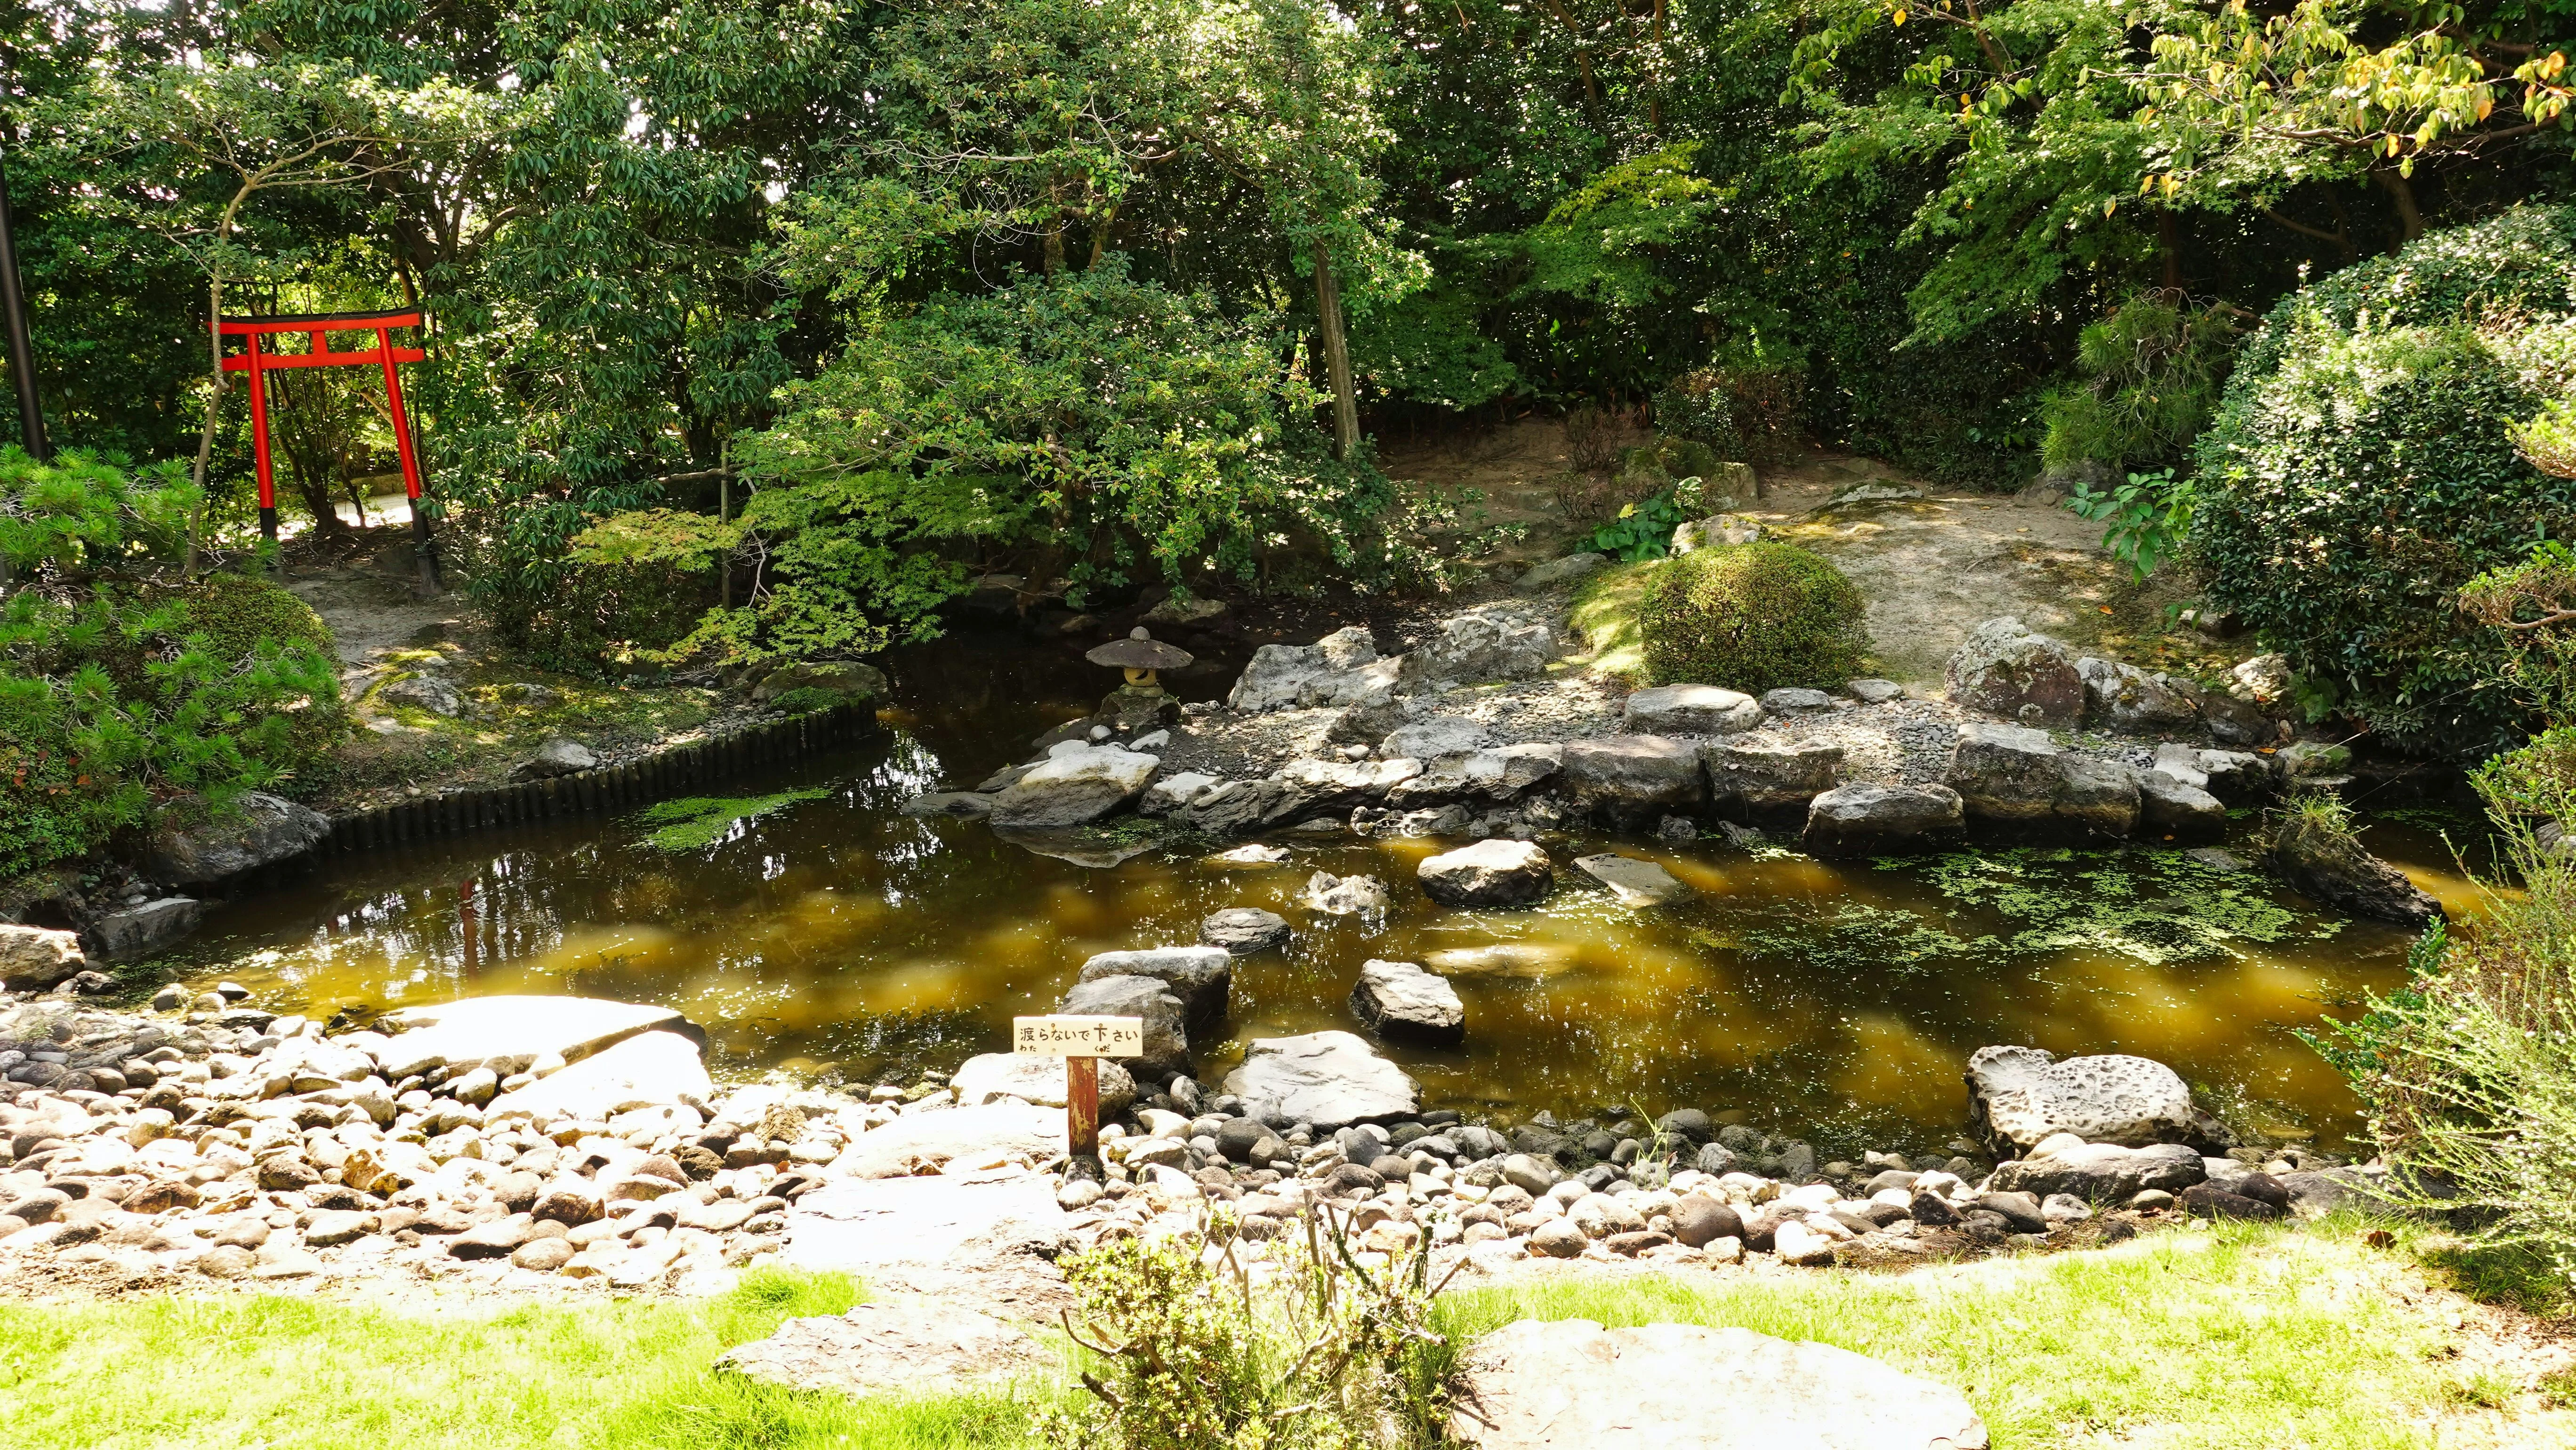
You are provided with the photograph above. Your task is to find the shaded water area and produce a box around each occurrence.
[177,634,2486,1158]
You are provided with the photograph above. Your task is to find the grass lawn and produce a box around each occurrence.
[0,1269,1045,1450]
[0,1223,2558,1449]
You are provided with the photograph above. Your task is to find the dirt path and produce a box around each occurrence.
[1387,425,2239,689]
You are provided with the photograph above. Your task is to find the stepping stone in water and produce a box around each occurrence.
[1571,854,1688,906]
[1200,907,1291,955]
[1350,959,1464,1044]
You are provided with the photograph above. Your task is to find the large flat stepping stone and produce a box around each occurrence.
[1571,854,1687,906]
[717,1297,1052,1398]
[1449,1319,1988,1449]
[377,995,685,1078]
[781,1171,1073,1320]
[1223,1030,1419,1129]
[483,1029,711,1122]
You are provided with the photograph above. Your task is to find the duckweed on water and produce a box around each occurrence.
[637,790,830,851]
[1892,846,2321,965]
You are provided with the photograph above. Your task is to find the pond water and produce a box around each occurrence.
[175,635,2485,1158]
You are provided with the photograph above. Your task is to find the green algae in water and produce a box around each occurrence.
[637,790,829,850]
[1891,846,2317,965]
[1729,903,1992,979]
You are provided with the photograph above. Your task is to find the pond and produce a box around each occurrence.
[173,635,2483,1159]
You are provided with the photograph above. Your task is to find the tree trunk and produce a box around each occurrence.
[2375,168,2425,245]
[1312,238,1358,461]
[183,271,229,576]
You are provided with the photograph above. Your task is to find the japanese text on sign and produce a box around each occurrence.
[1013,1015,1145,1057]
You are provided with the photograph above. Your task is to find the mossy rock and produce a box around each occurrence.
[1638,542,1868,693]
[177,572,337,664]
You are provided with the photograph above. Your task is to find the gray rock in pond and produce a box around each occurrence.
[1759,687,1834,714]
[1802,783,1963,858]
[2077,657,2200,732]
[1948,721,2062,823]
[1447,1319,1988,1450]
[0,924,88,991]
[1947,617,2085,725]
[82,899,205,963]
[1382,717,1488,760]
[985,743,1160,828]
[1561,736,1706,828]
[899,791,996,819]
[1571,854,1688,906]
[1966,1045,2197,1153]
[1302,871,1392,918]
[1397,602,1559,693]
[2054,755,2141,837]
[1704,738,1845,822]
[1200,907,1291,956]
[512,738,597,780]
[2198,749,2274,801]
[1324,700,1408,746]
[1078,946,1233,1026]
[1418,839,1553,909]
[1057,974,1189,1076]
[1137,771,1218,816]
[1847,677,1906,703]
[2151,742,2210,789]
[1622,684,1763,736]
[1988,1138,2206,1202]
[2266,814,2441,926]
[1948,723,2138,836]
[750,661,886,704]
[1383,743,1562,808]
[1228,626,1399,713]
[145,791,331,888]
[1516,553,1609,591]
[717,1298,1051,1398]
[2135,770,2225,841]
[1263,757,1425,826]
[1222,1030,1420,1129]
[1351,959,1465,1044]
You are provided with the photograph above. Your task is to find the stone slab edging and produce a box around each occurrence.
[316,701,878,855]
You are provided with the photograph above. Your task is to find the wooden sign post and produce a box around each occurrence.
[1014,1015,1143,1158]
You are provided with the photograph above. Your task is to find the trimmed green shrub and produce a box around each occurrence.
[0,452,345,876]
[2194,206,2576,755]
[1638,542,1868,691]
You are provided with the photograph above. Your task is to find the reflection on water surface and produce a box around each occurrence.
[179,638,2478,1156]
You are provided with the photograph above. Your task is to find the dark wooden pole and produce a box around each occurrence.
[1066,1055,1100,1158]
[0,149,45,464]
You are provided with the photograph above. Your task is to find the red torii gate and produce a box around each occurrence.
[217,307,438,586]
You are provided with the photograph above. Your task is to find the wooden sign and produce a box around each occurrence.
[1012,1015,1143,1159]
[1013,1015,1144,1058]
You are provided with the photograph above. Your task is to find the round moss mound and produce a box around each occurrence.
[1638,542,1868,692]
[2195,205,2576,755]
[177,571,337,664]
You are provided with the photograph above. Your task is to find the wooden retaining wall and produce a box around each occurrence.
[315,702,877,854]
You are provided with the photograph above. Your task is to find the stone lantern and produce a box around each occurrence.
[1086,627,1193,693]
